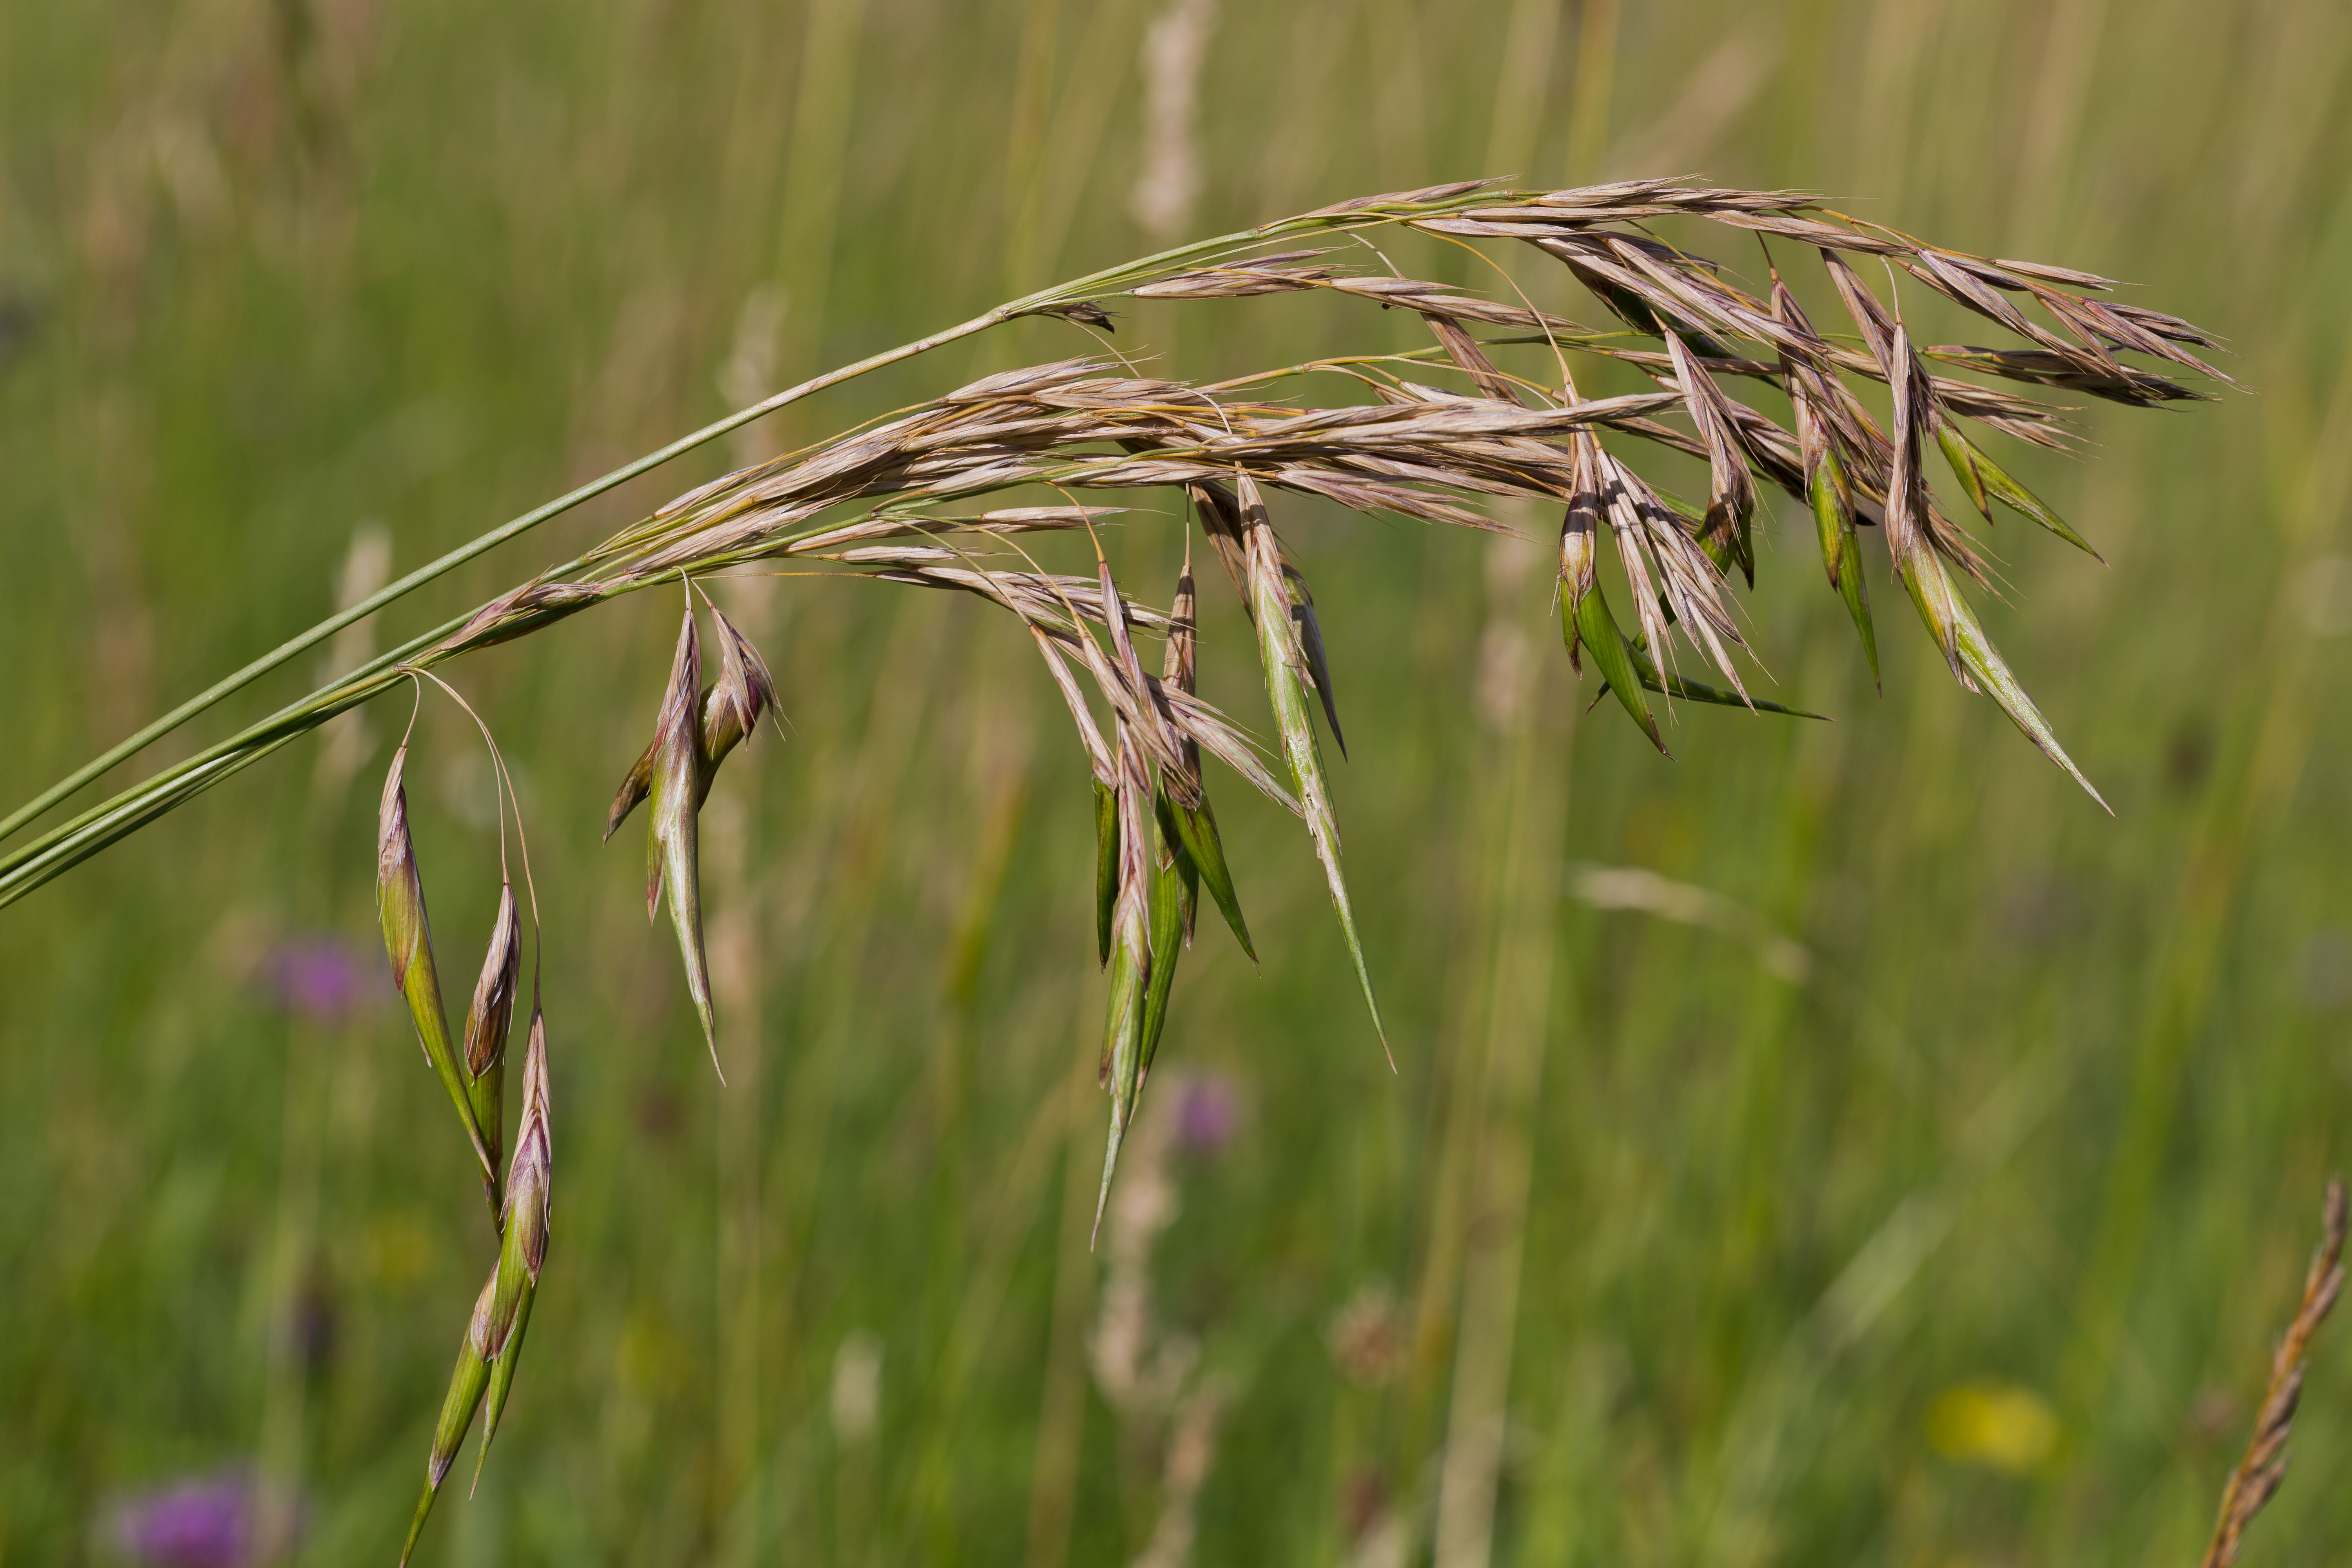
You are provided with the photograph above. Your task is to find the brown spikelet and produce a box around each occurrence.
[1664,329,1759,585]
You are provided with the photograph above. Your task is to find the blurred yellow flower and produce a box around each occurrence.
[1924,1381,2059,1473]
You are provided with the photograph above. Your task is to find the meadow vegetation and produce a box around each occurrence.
[1,2,2349,1564]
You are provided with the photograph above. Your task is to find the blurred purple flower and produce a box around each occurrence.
[106,1471,276,1568]
[1174,1071,1240,1153]
[263,938,374,1021]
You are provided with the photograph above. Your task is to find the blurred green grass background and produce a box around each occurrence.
[3,1,2350,1563]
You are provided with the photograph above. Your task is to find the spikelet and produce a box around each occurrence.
[399,1273,495,1567]
[1559,438,1663,754]
[607,601,781,1074]
[697,605,780,788]
[1150,542,1252,962]
[1771,269,1879,688]
[461,880,521,1212]
[1092,720,1154,1243]
[378,743,493,1183]
[642,608,720,1073]
[477,1004,553,1475]
[1237,474,1382,1051]
[401,1007,555,1563]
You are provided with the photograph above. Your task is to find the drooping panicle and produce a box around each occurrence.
[378,742,494,1183]
[1880,318,1938,576]
[1163,549,1200,783]
[1097,555,1191,802]
[0,179,2241,1568]
[1025,621,1123,968]
[1821,249,1898,366]
[1598,445,1749,701]
[483,1005,550,1381]
[1092,779,1120,967]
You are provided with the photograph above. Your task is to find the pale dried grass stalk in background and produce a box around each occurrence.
[1129,0,1217,242]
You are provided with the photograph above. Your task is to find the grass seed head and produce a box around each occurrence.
[0,176,2247,1568]
[1806,441,1878,689]
[1944,422,2104,560]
